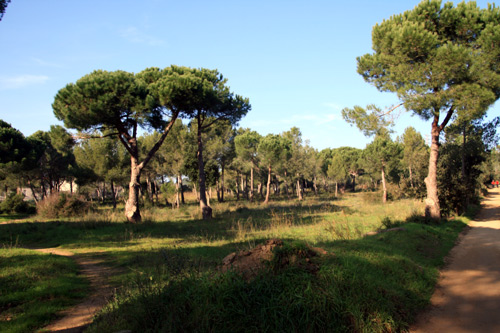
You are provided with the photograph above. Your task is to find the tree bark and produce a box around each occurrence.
[220,160,225,202]
[296,178,303,200]
[381,166,387,203]
[175,176,180,208]
[425,116,442,219]
[335,181,338,197]
[235,172,240,201]
[197,116,212,219]
[264,165,271,204]
[110,180,117,209]
[125,155,142,223]
[179,174,185,204]
[249,166,254,202]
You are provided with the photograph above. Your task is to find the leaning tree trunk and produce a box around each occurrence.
[381,165,387,203]
[264,165,272,204]
[424,116,442,220]
[125,155,142,223]
[197,118,212,219]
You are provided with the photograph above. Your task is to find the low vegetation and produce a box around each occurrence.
[0,193,471,332]
[0,247,88,332]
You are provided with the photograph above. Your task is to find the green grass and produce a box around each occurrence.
[0,192,470,332]
[0,248,88,333]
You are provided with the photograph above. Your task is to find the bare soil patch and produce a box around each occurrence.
[220,238,329,280]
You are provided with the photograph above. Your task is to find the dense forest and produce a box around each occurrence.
[1,112,499,219]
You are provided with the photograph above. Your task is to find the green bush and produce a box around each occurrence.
[0,192,35,214]
[37,193,92,218]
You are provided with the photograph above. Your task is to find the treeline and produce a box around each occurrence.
[1,116,499,218]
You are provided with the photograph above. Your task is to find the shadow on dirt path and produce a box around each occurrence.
[411,188,500,333]
[32,248,116,333]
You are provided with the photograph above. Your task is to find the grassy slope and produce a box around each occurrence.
[0,194,469,332]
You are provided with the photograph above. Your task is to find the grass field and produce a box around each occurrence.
[0,192,470,332]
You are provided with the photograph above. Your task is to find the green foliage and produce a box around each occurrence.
[358,1,500,120]
[437,118,494,216]
[0,0,10,21]
[0,193,35,214]
[36,193,92,218]
[85,218,467,333]
[342,104,394,137]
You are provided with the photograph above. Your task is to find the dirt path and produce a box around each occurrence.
[411,187,500,333]
[33,248,116,333]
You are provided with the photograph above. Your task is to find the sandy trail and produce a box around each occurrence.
[33,248,115,333]
[411,187,500,333]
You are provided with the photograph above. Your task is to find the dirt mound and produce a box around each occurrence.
[220,239,329,280]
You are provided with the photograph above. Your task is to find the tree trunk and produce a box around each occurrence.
[193,183,199,202]
[296,179,303,200]
[179,174,185,204]
[335,181,338,197]
[258,182,263,199]
[284,170,290,199]
[110,180,117,209]
[424,116,441,220]
[125,155,142,223]
[197,117,212,219]
[175,176,180,208]
[249,166,254,202]
[313,176,318,195]
[264,166,272,204]
[409,166,414,188]
[235,172,240,201]
[381,166,387,203]
[220,160,225,202]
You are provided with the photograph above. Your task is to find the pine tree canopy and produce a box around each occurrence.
[357,0,500,122]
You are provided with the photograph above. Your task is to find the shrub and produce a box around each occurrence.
[0,192,35,214]
[37,193,92,218]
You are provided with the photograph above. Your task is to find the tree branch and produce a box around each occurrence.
[72,132,120,140]
[138,111,180,170]
[439,105,455,132]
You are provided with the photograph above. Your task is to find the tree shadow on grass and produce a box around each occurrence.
[84,219,469,333]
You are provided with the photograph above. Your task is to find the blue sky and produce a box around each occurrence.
[0,0,498,151]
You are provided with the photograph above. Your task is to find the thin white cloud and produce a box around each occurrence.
[32,57,65,68]
[0,75,49,90]
[323,102,343,111]
[120,26,165,46]
[281,113,339,125]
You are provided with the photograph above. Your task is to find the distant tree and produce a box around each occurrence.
[281,127,305,199]
[332,147,363,192]
[357,1,500,219]
[401,127,428,193]
[173,67,250,219]
[53,68,181,222]
[234,129,261,202]
[74,133,127,208]
[363,133,402,203]
[257,134,291,204]
[327,152,348,197]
